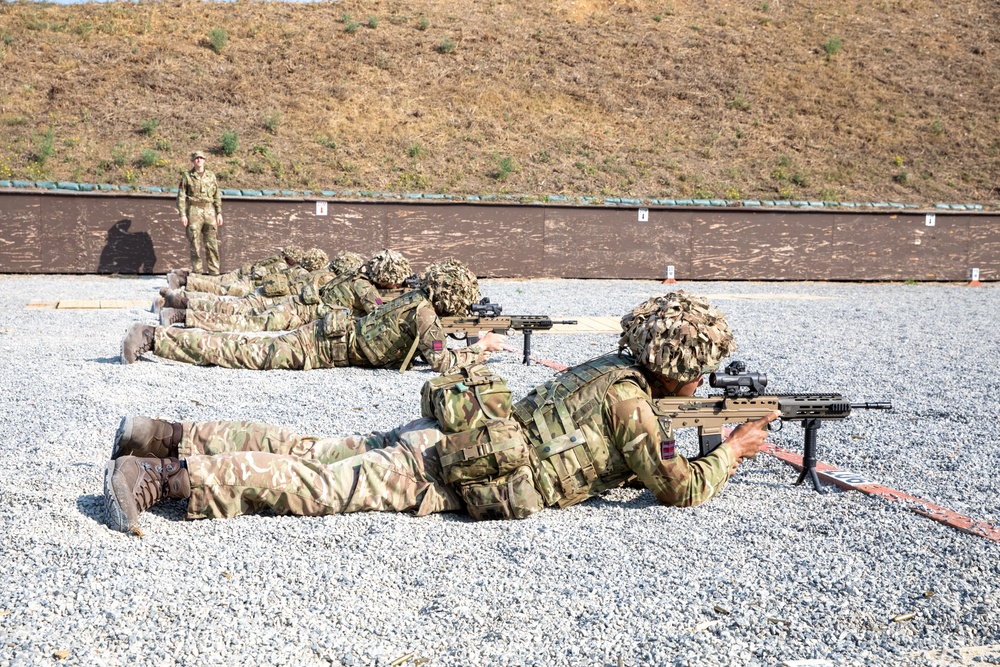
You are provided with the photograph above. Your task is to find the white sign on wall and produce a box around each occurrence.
[316,201,328,216]
[638,208,649,222]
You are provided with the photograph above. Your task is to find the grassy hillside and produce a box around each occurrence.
[1,0,998,204]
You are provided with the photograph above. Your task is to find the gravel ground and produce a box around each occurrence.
[0,274,997,667]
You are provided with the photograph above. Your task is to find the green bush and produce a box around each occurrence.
[496,156,516,181]
[263,111,281,134]
[437,38,456,54]
[137,148,160,168]
[417,16,429,30]
[220,130,239,156]
[407,144,425,158]
[208,27,227,54]
[34,129,55,167]
[140,118,159,135]
[111,143,128,167]
[344,21,360,34]
[822,36,842,59]
[367,15,379,29]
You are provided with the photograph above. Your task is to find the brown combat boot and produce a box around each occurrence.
[159,307,186,326]
[104,456,190,534]
[112,416,182,459]
[163,289,189,309]
[166,271,187,290]
[150,296,165,314]
[121,323,155,364]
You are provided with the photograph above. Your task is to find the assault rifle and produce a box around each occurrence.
[440,298,578,366]
[653,361,892,492]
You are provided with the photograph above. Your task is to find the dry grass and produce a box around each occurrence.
[0,0,998,203]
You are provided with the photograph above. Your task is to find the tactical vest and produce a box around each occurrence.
[512,353,649,508]
[316,272,359,308]
[352,290,426,368]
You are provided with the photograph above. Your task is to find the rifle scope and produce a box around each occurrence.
[470,297,502,317]
[709,360,768,397]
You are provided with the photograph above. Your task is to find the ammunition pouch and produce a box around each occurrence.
[437,418,543,521]
[261,274,290,298]
[420,364,512,434]
[300,283,321,305]
[321,308,352,339]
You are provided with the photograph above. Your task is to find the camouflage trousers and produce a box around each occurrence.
[185,296,324,332]
[153,320,352,370]
[185,290,283,318]
[185,274,255,297]
[185,206,220,275]
[180,417,461,519]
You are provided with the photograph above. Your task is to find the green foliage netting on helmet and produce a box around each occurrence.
[423,259,480,316]
[364,249,412,288]
[299,248,330,272]
[618,291,736,383]
[281,245,305,266]
[328,250,365,276]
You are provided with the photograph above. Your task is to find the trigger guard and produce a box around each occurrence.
[768,420,783,432]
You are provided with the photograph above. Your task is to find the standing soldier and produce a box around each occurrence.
[177,151,223,275]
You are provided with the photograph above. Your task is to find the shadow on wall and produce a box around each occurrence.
[98,219,156,274]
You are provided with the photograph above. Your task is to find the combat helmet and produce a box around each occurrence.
[328,250,365,276]
[281,245,306,266]
[422,259,480,316]
[364,249,412,288]
[299,248,330,272]
[619,291,735,383]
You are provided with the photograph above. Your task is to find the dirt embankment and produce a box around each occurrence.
[0,0,998,204]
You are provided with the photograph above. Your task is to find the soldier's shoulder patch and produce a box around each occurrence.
[660,440,676,460]
[432,340,444,351]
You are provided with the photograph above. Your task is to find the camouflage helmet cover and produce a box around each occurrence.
[619,291,736,383]
[281,245,306,265]
[365,249,412,288]
[299,248,330,272]
[423,259,480,316]
[328,250,366,276]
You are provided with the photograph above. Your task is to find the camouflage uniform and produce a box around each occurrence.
[152,290,483,372]
[181,266,336,318]
[179,418,460,519]
[184,261,289,297]
[173,354,735,520]
[178,166,222,275]
[185,254,285,292]
[184,272,385,332]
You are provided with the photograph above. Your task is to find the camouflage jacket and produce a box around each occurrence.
[512,353,735,508]
[315,272,384,316]
[177,169,221,215]
[352,290,481,372]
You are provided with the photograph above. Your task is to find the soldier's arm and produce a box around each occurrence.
[606,380,736,507]
[177,174,188,217]
[354,278,385,314]
[414,303,484,373]
[212,174,222,214]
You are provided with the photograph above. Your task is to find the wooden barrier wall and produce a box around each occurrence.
[0,190,996,280]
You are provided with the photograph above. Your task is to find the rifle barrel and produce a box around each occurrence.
[850,402,893,410]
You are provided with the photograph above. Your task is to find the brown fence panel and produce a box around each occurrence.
[0,190,996,280]
[685,210,834,280]
[543,207,690,279]
[386,203,545,277]
[828,213,969,281]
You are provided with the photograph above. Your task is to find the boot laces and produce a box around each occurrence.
[135,460,165,512]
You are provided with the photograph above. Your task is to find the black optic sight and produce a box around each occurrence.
[470,297,502,317]
[709,360,768,398]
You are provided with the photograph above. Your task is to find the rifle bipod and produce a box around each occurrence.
[793,418,826,493]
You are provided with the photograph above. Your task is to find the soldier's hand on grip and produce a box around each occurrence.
[725,410,780,468]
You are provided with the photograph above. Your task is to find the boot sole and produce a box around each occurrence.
[103,459,133,533]
[111,416,132,460]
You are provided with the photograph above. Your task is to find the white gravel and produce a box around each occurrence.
[0,274,997,667]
